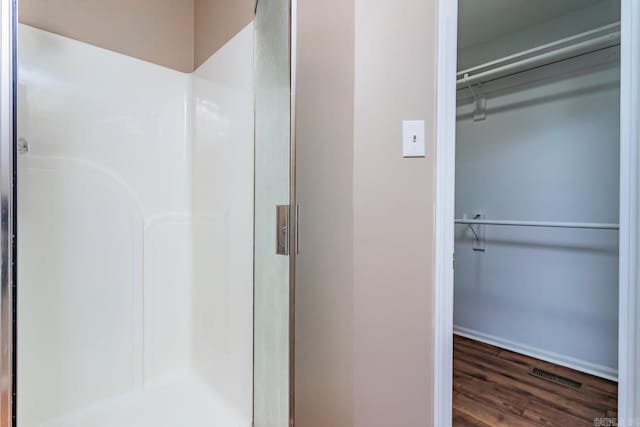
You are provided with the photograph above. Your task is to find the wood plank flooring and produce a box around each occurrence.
[453,335,618,426]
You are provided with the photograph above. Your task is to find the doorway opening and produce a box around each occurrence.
[434,0,640,425]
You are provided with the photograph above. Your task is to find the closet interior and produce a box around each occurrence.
[453,0,621,425]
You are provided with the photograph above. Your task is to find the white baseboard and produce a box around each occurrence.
[453,325,618,382]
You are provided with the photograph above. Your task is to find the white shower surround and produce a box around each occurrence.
[17,23,254,427]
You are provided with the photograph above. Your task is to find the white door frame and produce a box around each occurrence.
[433,0,640,426]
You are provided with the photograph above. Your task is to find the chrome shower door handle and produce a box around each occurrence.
[276,205,289,255]
[295,205,300,255]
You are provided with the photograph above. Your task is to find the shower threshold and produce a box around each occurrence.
[32,371,247,427]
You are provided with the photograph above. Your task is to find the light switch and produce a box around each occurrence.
[403,120,425,158]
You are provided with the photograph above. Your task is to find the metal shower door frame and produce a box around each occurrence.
[0,0,17,426]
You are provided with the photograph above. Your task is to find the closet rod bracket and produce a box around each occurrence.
[464,213,486,251]
[469,83,486,122]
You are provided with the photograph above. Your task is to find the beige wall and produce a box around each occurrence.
[19,0,196,72]
[19,0,254,72]
[352,0,436,426]
[194,0,254,69]
[296,0,437,425]
[294,0,354,425]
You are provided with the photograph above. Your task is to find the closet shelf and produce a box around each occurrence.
[454,219,619,230]
[457,22,621,89]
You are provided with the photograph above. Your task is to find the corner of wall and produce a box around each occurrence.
[193,0,255,71]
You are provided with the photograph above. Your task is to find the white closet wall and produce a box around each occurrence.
[17,23,254,427]
[455,31,620,378]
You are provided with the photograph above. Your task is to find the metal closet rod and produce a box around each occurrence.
[454,219,619,230]
[456,22,621,89]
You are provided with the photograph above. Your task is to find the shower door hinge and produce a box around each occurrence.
[276,205,290,255]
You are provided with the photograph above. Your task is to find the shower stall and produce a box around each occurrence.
[0,0,295,426]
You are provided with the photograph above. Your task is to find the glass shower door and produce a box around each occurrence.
[254,0,295,426]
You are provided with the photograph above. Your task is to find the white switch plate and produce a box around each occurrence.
[402,120,425,158]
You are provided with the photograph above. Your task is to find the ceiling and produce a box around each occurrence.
[458,0,603,49]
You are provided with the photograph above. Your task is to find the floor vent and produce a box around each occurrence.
[528,367,582,390]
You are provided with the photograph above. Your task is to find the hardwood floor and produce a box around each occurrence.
[453,335,618,427]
